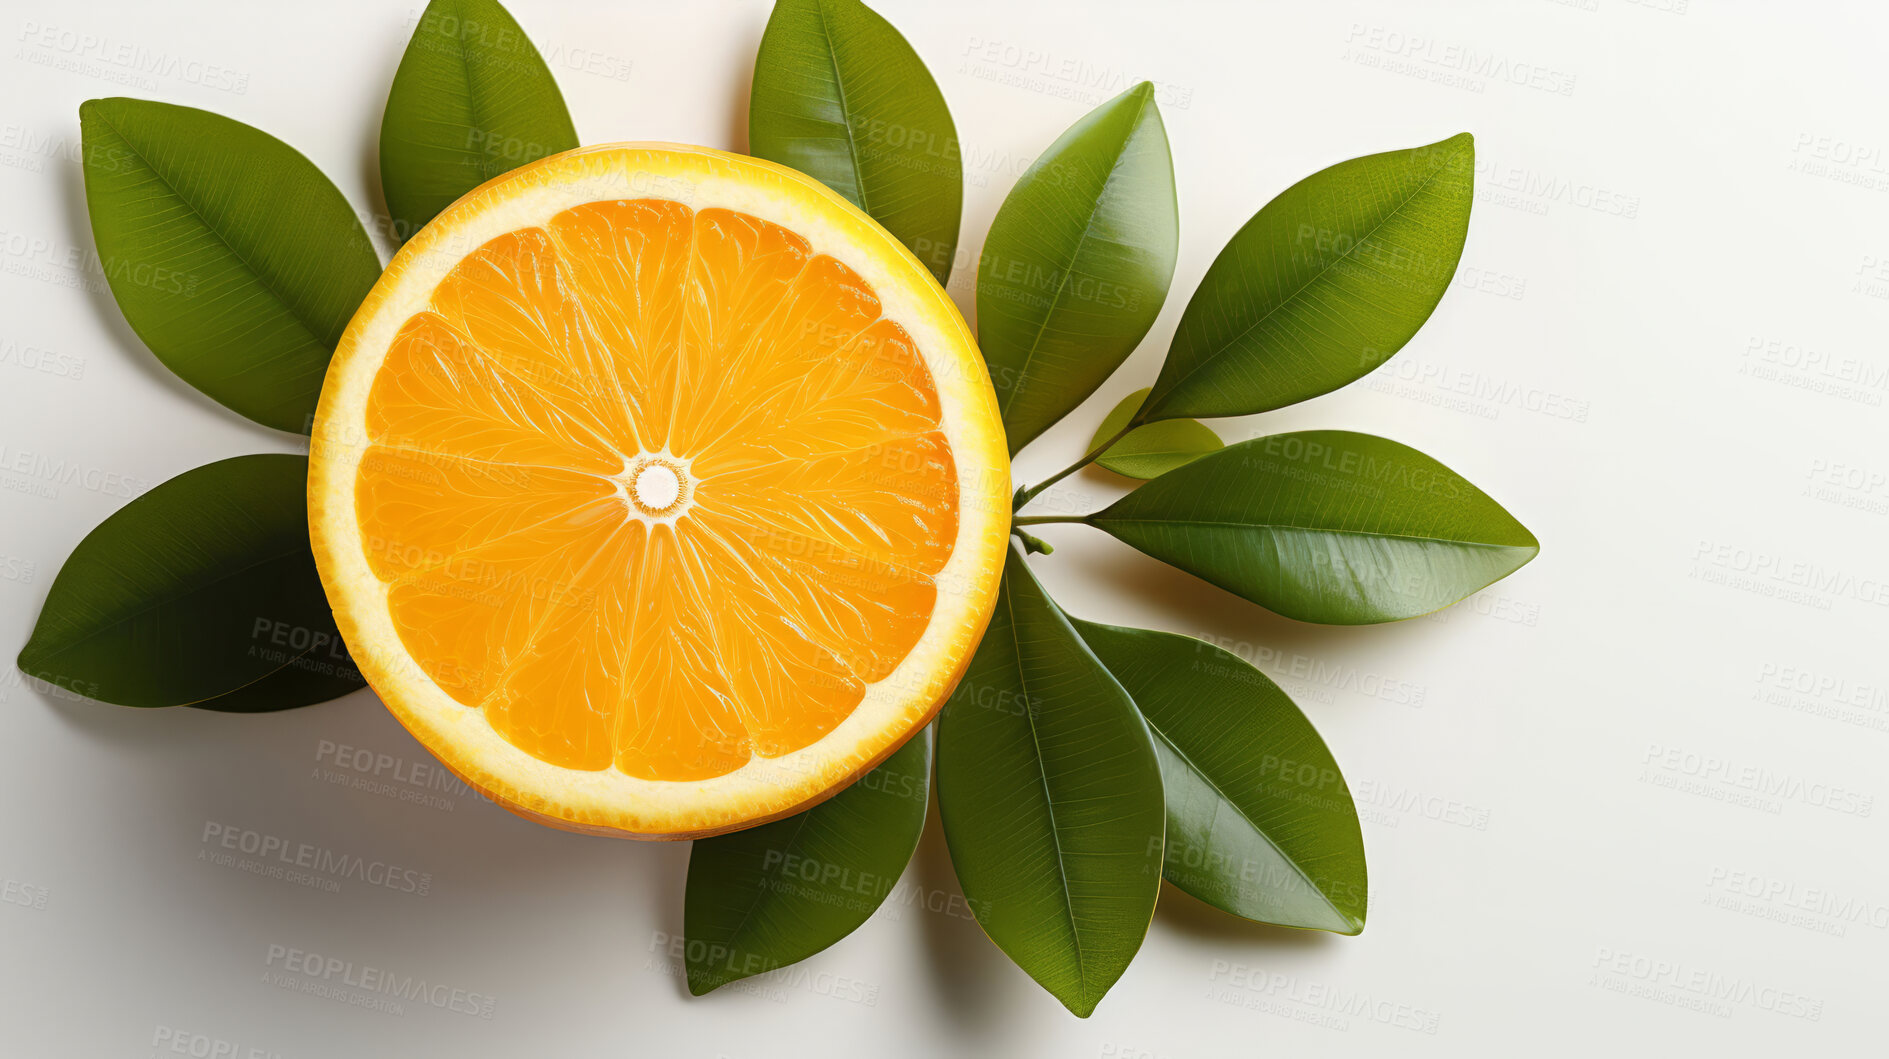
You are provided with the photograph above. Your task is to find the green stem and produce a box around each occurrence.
[1012,515,1086,527]
[1011,415,1141,511]
[1012,528,1055,555]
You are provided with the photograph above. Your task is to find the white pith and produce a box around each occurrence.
[614,451,695,527]
[632,462,681,512]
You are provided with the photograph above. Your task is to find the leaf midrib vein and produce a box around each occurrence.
[450,21,499,184]
[26,544,309,666]
[998,89,1154,428]
[812,0,871,215]
[87,107,332,349]
[721,811,819,957]
[1152,145,1463,411]
[1007,585,1088,994]
[1091,517,1531,550]
[1143,719,1352,928]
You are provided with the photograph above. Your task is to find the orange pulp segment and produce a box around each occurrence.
[355,200,958,782]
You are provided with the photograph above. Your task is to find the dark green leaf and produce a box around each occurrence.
[978,83,1178,454]
[80,98,381,434]
[1088,431,1538,624]
[1142,134,1474,422]
[684,729,932,994]
[17,455,364,710]
[1071,619,1365,933]
[1088,388,1221,480]
[935,543,1164,1017]
[750,0,963,284]
[380,0,580,240]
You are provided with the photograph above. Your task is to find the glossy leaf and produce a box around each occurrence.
[1088,431,1538,624]
[380,0,580,240]
[684,729,932,994]
[1071,619,1365,933]
[17,455,364,710]
[978,83,1178,455]
[1088,388,1221,480]
[1142,134,1474,423]
[750,0,963,284]
[79,98,381,434]
[935,543,1164,1017]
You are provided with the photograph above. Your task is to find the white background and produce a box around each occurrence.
[3,1,1885,1055]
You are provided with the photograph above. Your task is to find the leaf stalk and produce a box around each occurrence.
[1011,414,1143,511]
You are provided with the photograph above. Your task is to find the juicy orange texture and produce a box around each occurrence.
[355,200,957,782]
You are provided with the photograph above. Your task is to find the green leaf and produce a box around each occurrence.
[935,543,1164,1017]
[684,729,932,994]
[978,83,1178,455]
[1141,133,1474,423]
[1070,619,1365,933]
[1088,388,1221,480]
[80,98,381,434]
[749,0,963,285]
[380,0,580,240]
[1088,431,1537,624]
[17,455,364,710]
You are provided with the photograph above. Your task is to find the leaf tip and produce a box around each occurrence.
[16,639,44,677]
[77,98,117,136]
[78,96,145,123]
[1507,515,1542,556]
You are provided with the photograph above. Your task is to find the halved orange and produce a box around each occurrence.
[309,144,1008,838]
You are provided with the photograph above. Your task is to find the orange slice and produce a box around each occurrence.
[309,144,1008,838]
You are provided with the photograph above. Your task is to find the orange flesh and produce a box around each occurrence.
[356,200,957,780]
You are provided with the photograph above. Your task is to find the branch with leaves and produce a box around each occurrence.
[18,0,1536,1019]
